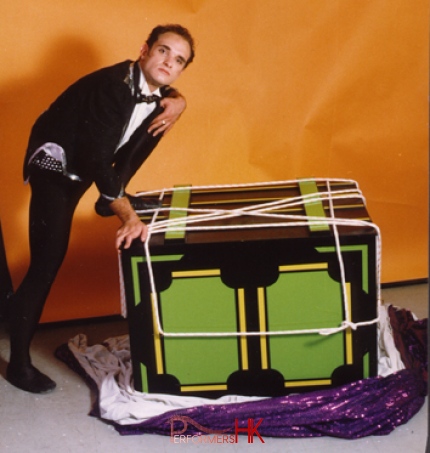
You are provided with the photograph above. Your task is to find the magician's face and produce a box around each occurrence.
[139,32,191,91]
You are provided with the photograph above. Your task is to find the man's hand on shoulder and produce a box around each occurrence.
[148,92,187,137]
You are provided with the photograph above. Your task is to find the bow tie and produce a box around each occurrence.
[135,92,160,103]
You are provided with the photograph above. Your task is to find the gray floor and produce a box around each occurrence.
[0,283,427,452]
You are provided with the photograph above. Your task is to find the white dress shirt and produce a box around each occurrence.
[116,67,161,150]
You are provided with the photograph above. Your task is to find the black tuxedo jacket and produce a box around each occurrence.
[24,60,174,198]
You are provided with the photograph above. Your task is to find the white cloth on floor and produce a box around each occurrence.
[67,303,405,426]
[377,304,405,376]
[67,334,263,425]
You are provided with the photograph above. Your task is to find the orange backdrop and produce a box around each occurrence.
[0,0,427,322]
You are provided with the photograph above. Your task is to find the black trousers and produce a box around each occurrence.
[9,168,91,365]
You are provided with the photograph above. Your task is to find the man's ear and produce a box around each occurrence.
[140,43,149,60]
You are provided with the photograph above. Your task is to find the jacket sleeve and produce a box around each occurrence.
[74,74,176,198]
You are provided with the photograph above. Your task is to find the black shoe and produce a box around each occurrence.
[6,363,57,394]
[95,193,161,217]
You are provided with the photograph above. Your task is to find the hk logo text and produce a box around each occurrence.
[169,415,265,444]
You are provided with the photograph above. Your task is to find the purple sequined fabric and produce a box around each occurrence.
[388,305,428,382]
[115,369,426,438]
[55,306,427,439]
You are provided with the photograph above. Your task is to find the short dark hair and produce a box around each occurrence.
[146,24,195,68]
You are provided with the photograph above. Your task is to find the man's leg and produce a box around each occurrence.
[0,221,13,320]
[7,171,88,393]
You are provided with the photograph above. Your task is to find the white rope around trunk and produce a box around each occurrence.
[128,178,381,339]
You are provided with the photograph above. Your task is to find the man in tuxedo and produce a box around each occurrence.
[6,24,195,393]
